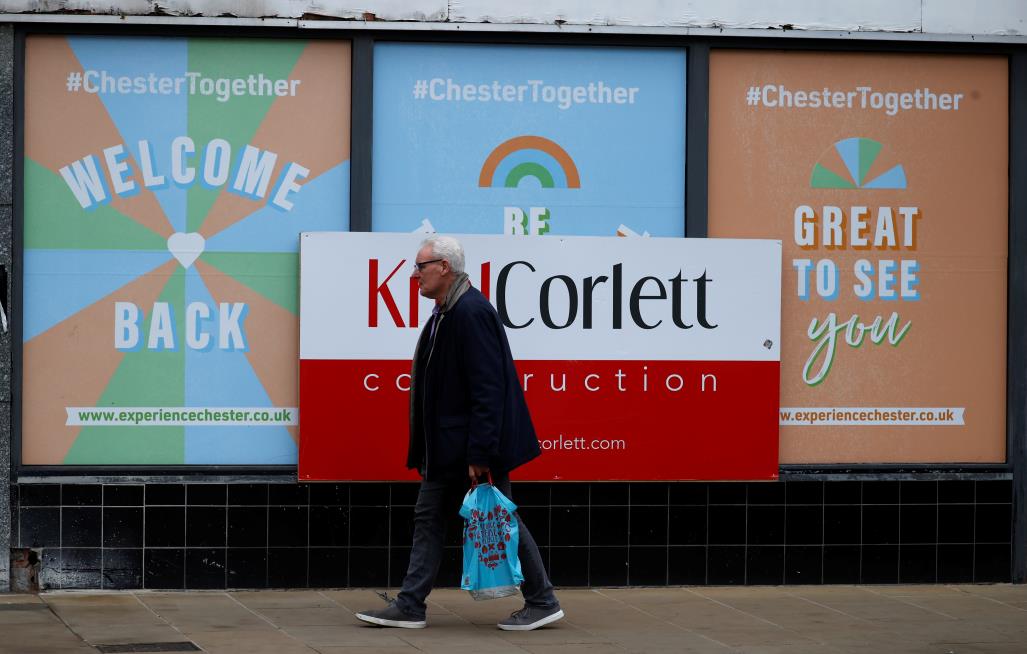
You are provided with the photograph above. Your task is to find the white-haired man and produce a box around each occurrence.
[356,235,563,631]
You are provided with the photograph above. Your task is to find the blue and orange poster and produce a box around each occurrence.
[22,36,350,464]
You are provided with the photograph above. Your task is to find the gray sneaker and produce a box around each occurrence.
[355,602,427,629]
[497,605,565,631]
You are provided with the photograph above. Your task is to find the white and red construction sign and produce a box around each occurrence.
[298,233,781,481]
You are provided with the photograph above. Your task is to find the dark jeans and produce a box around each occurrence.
[395,472,558,619]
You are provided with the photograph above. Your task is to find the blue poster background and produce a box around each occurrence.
[372,44,686,237]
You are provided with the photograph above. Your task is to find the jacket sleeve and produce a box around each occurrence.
[459,302,506,466]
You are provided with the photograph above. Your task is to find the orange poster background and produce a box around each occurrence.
[709,51,1008,463]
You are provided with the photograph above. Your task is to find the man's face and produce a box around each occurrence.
[412,245,451,300]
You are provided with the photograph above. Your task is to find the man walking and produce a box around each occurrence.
[356,235,563,631]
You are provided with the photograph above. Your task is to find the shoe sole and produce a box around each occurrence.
[355,612,427,629]
[497,609,565,631]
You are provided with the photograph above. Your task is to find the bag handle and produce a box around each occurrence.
[470,469,494,487]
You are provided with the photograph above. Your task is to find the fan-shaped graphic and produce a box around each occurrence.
[810,137,907,190]
[478,135,581,189]
[21,35,351,464]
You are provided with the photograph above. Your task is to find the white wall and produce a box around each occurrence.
[0,0,1025,37]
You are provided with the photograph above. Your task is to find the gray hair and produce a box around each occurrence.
[421,235,465,274]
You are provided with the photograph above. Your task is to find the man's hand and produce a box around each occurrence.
[469,464,490,482]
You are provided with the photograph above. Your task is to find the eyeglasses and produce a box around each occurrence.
[412,258,444,273]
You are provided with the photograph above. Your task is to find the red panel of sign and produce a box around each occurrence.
[300,359,779,481]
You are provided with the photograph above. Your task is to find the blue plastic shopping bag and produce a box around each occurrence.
[460,480,523,600]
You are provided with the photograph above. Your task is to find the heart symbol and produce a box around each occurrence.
[167,232,205,269]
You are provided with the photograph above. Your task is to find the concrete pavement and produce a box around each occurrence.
[1,585,1026,653]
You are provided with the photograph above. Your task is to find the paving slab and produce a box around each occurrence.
[0,585,1024,654]
[278,624,413,648]
[185,628,317,654]
[0,619,95,653]
[319,589,390,608]
[314,648,417,654]
[0,646,95,654]
[44,593,152,617]
[515,645,627,654]
[419,589,523,624]
[0,593,44,604]
[389,643,527,654]
[928,644,1027,654]
[245,606,353,626]
[958,586,1027,613]
[497,625,616,647]
[134,592,273,632]
[231,590,338,609]
[787,588,956,623]
[0,604,59,625]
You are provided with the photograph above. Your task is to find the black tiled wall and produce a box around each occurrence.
[11,479,1014,589]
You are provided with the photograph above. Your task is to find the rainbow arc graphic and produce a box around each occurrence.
[810,137,907,190]
[478,135,580,189]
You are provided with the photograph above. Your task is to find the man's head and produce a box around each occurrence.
[413,235,465,301]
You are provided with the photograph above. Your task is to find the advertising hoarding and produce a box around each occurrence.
[22,35,351,464]
[372,43,686,237]
[708,51,1008,463]
[298,233,781,481]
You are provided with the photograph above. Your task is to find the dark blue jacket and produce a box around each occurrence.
[407,286,541,481]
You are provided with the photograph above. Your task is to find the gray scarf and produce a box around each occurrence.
[437,271,471,314]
